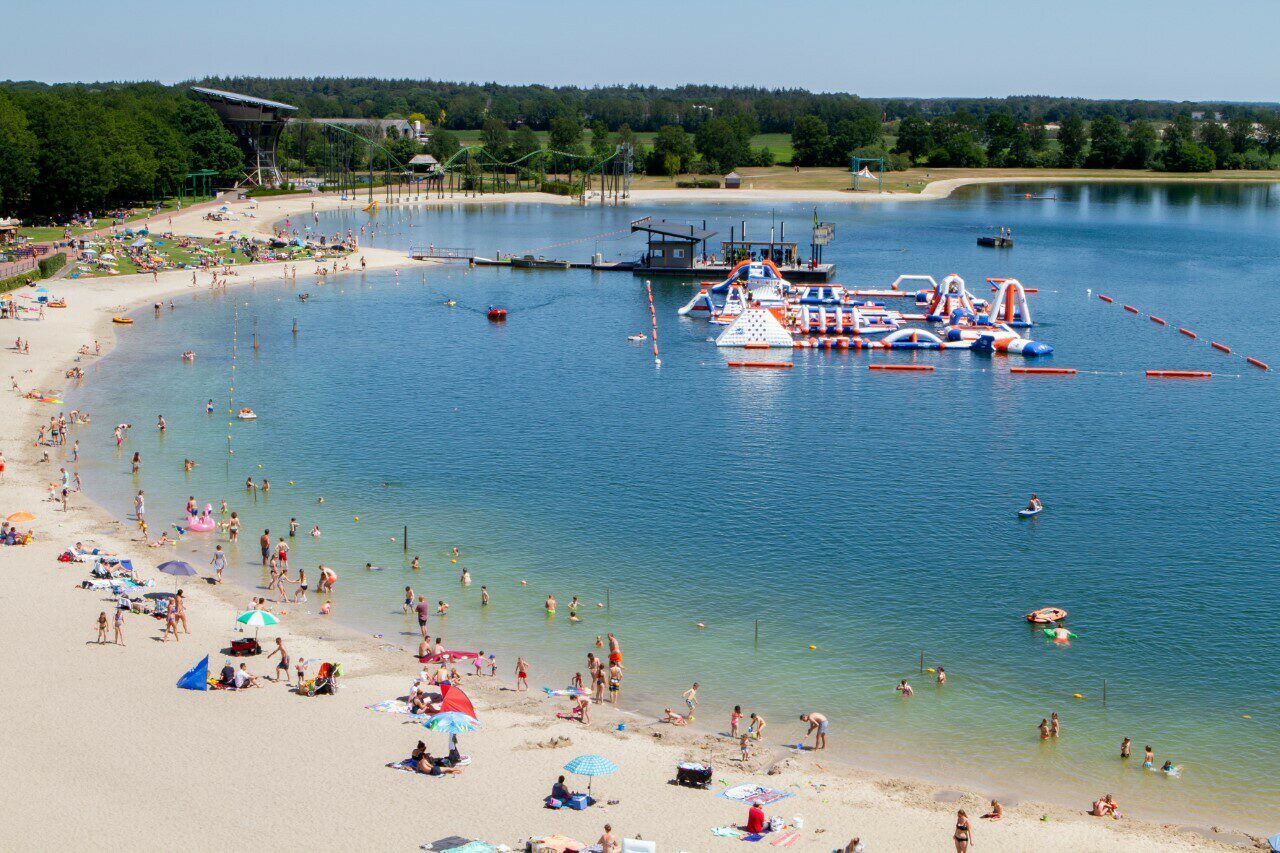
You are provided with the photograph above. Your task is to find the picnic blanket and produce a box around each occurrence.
[718,784,794,806]
[366,699,431,720]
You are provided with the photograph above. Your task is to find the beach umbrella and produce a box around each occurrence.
[563,754,618,797]
[157,560,196,589]
[421,712,480,734]
[235,608,279,639]
[5,512,35,523]
[235,609,279,628]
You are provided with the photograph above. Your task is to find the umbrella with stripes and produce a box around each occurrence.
[563,754,618,797]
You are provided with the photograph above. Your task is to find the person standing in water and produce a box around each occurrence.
[1121,737,1132,758]
[801,711,829,749]
[404,586,415,614]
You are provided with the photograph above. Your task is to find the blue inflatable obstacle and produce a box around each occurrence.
[967,333,1053,357]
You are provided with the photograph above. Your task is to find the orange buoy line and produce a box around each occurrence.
[1246,357,1270,371]
[1149,315,1167,326]
[1123,305,1139,314]
[1010,367,1077,375]
[742,343,771,350]
[1211,341,1231,354]
[1146,370,1212,379]
[728,361,793,369]
[869,364,934,372]
[1098,294,1114,303]
[1178,328,1197,339]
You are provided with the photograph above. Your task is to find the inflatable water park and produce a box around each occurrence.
[678,260,1053,357]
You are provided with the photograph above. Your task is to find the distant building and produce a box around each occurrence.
[409,153,441,173]
[190,87,297,187]
[631,217,716,271]
[310,117,414,138]
[724,171,742,189]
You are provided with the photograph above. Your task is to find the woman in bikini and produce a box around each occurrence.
[953,809,972,852]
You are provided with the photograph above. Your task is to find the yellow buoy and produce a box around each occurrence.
[354,516,359,522]
[289,481,294,485]
[808,645,817,650]
[1072,693,1084,699]
[1242,715,1252,719]
[926,667,936,673]
[257,464,262,469]
[451,559,457,564]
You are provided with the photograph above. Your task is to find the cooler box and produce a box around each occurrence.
[566,794,591,810]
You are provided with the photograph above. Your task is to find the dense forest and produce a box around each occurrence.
[2,78,1279,219]
[0,84,242,218]
[193,77,1280,132]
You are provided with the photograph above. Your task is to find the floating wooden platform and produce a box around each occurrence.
[631,262,835,282]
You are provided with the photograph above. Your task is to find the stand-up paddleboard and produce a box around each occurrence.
[1018,507,1043,518]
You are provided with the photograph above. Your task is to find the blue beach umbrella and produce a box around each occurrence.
[563,754,618,797]
[157,560,196,577]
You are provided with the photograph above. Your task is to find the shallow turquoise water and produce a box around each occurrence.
[72,184,1280,830]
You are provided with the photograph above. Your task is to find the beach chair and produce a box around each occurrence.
[621,840,656,853]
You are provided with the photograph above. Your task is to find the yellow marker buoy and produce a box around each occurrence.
[289,481,294,485]
[1072,693,1084,699]
[354,516,359,522]
[257,464,262,469]
[451,559,457,564]
[926,667,936,673]
[1242,715,1252,719]
[808,645,817,650]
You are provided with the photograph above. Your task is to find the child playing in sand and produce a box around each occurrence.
[739,733,751,763]
[731,705,743,738]
[488,654,497,677]
[661,708,687,726]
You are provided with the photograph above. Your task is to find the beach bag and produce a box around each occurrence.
[769,816,784,833]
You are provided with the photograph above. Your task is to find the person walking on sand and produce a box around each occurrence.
[515,657,529,691]
[268,637,290,682]
[211,545,226,584]
[259,529,271,568]
[953,808,972,852]
[95,611,109,644]
[174,589,189,634]
[801,711,829,749]
[293,569,307,602]
[683,682,699,720]
[162,597,180,642]
[113,606,125,646]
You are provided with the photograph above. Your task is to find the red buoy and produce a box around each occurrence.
[487,307,507,321]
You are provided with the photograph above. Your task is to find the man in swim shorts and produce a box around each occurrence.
[414,594,430,635]
[801,712,828,750]
[259,529,271,568]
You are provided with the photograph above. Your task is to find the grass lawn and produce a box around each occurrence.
[17,196,213,242]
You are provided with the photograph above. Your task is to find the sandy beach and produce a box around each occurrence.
[0,193,1261,852]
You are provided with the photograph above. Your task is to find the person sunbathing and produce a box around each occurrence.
[981,799,1003,820]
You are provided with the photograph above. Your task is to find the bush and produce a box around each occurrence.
[675,179,721,189]
[538,180,581,197]
[0,269,38,294]
[38,253,66,278]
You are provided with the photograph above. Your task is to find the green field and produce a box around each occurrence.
[17,196,212,242]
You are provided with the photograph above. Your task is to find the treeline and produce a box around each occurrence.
[892,111,1280,171]
[193,77,1280,133]
[0,84,242,218]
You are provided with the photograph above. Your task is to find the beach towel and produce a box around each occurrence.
[711,827,744,837]
[366,699,431,720]
[740,834,765,843]
[719,784,794,807]
[439,843,496,853]
[769,831,800,847]
[422,836,474,851]
[543,687,589,698]
[387,758,427,775]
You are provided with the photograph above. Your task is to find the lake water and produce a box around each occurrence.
[72,183,1280,832]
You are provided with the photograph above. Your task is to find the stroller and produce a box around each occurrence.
[302,662,341,696]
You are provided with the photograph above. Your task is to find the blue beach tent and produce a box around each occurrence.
[177,655,209,691]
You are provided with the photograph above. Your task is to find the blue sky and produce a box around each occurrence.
[2,0,1275,101]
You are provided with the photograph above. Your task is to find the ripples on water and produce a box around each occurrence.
[72,183,1280,829]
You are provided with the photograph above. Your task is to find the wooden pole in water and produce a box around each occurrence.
[919,651,924,673]
[606,589,610,612]
[755,619,759,644]
[292,318,298,336]
[1103,679,1107,707]
[403,525,408,551]
[645,280,661,365]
